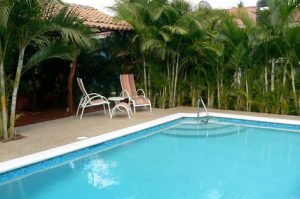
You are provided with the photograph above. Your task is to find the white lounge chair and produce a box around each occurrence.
[120,74,152,113]
[76,78,110,119]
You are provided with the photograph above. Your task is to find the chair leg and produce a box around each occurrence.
[109,109,113,119]
[110,106,117,119]
[149,104,152,112]
[76,97,84,117]
[103,104,106,114]
[107,103,111,117]
[80,106,86,119]
[113,108,117,118]
[127,109,131,119]
[76,106,81,117]
[110,104,132,119]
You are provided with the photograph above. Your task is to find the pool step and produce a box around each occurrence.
[173,122,233,132]
[161,124,246,138]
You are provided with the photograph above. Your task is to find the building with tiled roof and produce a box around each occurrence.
[62,3,133,35]
[227,6,300,27]
[226,6,257,27]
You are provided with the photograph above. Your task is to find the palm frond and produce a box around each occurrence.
[149,6,164,21]
[162,25,188,35]
[141,38,166,59]
[24,43,76,72]
[159,31,171,42]
[0,0,13,28]
[203,41,224,57]
[47,3,92,48]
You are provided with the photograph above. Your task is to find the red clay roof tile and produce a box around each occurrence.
[63,3,133,32]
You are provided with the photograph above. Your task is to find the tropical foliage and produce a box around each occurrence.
[0,0,92,140]
[111,0,300,114]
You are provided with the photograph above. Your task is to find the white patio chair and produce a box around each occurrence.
[76,78,110,119]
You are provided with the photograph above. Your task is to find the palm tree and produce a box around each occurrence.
[111,0,300,115]
[112,0,154,99]
[253,0,300,113]
[0,0,92,140]
[0,0,14,139]
[113,0,192,107]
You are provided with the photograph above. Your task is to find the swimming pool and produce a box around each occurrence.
[1,114,300,198]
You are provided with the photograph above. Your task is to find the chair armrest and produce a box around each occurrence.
[137,89,146,97]
[88,93,101,97]
[88,94,109,102]
[101,96,109,101]
[87,93,109,101]
[120,90,130,97]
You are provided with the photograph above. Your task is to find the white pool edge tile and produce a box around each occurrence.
[0,112,299,174]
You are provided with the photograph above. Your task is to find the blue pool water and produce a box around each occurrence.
[1,117,300,199]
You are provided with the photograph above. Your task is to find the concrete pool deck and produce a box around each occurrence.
[1,106,300,162]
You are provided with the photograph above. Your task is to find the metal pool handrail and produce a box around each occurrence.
[197,98,209,118]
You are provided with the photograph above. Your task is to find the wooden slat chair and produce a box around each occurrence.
[76,78,110,119]
[120,74,152,113]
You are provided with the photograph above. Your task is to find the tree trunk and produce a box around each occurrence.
[166,60,171,108]
[246,77,249,112]
[271,59,275,92]
[191,86,195,107]
[143,59,148,96]
[291,64,298,111]
[221,77,224,109]
[9,47,25,137]
[0,111,2,137]
[239,69,243,110]
[207,84,210,107]
[280,61,288,113]
[169,59,175,107]
[207,82,214,108]
[264,65,268,92]
[283,62,287,86]
[68,60,77,114]
[173,54,180,107]
[162,86,166,108]
[147,67,151,100]
[0,61,8,140]
[217,80,221,109]
[236,67,241,88]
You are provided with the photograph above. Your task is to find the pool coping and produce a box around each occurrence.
[0,112,299,174]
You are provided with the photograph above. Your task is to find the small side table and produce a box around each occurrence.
[108,97,132,118]
[108,97,125,106]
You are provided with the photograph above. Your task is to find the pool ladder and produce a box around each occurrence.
[197,98,209,123]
